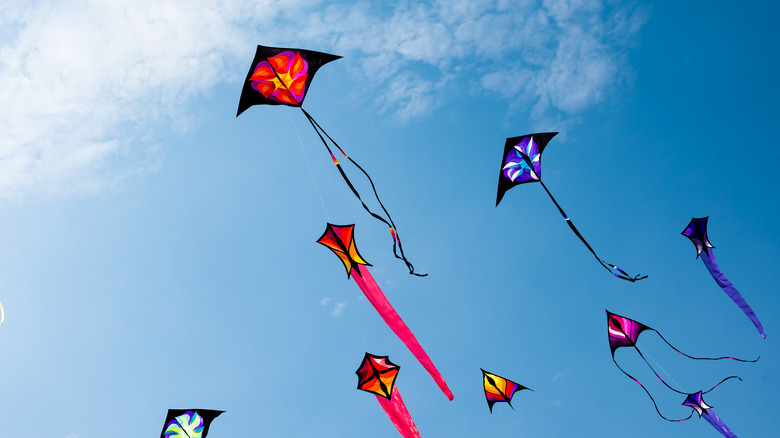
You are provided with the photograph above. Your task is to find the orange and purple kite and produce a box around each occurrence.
[682,216,765,338]
[356,353,420,438]
[481,369,531,413]
[237,44,423,276]
[318,223,452,400]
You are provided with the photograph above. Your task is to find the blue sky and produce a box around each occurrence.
[0,1,778,437]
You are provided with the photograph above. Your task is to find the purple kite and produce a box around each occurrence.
[682,216,765,338]
[682,391,737,437]
[607,310,757,424]
[495,133,646,282]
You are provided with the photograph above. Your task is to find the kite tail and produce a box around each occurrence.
[651,329,759,363]
[376,387,421,438]
[537,180,646,282]
[611,356,692,422]
[702,409,737,438]
[701,250,765,338]
[301,108,426,277]
[634,345,744,397]
[632,346,687,395]
[702,376,742,394]
[352,264,453,400]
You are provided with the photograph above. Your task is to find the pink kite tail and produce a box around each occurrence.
[376,386,421,438]
[352,264,454,400]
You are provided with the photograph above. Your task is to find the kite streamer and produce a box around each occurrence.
[682,216,765,338]
[319,224,453,400]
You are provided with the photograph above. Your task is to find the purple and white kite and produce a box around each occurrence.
[682,217,765,339]
[495,133,646,282]
[682,391,737,437]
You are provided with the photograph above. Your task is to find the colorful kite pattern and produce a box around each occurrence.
[682,216,765,338]
[356,353,420,438]
[159,409,223,438]
[481,369,531,413]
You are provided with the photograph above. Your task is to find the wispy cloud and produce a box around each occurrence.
[331,301,347,317]
[0,0,646,201]
[320,296,346,316]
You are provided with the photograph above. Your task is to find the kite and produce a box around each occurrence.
[159,409,223,438]
[682,391,737,437]
[0,300,4,324]
[481,369,532,413]
[237,44,424,276]
[356,353,420,438]
[682,216,765,338]
[495,133,646,282]
[607,310,756,424]
[318,223,453,400]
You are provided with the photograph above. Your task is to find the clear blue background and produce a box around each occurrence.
[0,1,777,437]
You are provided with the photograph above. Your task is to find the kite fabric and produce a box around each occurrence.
[159,409,223,438]
[682,391,737,438]
[237,44,424,277]
[355,353,421,438]
[682,216,765,339]
[481,369,532,413]
[495,133,646,282]
[318,224,453,401]
[607,310,757,422]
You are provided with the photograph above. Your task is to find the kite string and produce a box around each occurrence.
[287,108,329,220]
[635,343,685,392]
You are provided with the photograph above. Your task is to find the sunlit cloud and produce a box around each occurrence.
[0,0,646,201]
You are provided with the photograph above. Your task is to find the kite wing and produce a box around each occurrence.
[159,409,223,438]
[682,217,765,338]
[236,45,341,115]
[356,353,420,438]
[481,369,531,413]
[682,392,737,438]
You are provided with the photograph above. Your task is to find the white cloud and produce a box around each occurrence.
[0,0,646,201]
[331,301,347,317]
[320,297,332,305]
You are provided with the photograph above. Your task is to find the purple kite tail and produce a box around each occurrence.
[702,409,737,438]
[376,386,421,438]
[352,264,454,400]
[701,250,765,338]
